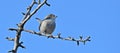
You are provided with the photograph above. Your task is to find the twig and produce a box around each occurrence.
[6,37,14,41]
[9,28,18,32]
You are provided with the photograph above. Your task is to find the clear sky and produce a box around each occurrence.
[0,0,120,53]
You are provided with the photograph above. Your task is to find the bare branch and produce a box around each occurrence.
[22,29,91,46]
[22,1,35,22]
[8,0,49,53]
[23,29,38,34]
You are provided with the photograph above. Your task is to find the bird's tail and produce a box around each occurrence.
[36,18,42,23]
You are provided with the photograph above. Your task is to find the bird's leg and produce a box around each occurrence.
[46,34,55,39]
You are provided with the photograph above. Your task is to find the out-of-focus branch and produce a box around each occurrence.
[7,0,49,53]
[23,29,91,46]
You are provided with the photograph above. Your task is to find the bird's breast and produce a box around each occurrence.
[40,19,56,34]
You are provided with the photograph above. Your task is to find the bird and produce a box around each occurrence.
[36,14,57,35]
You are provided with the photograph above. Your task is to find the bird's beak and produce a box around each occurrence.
[55,16,57,18]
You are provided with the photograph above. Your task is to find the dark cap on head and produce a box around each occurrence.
[45,14,57,19]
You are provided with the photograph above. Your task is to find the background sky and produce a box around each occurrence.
[0,0,120,53]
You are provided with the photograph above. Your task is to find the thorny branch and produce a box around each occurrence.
[7,0,50,53]
[7,0,91,53]
[23,29,91,45]
[9,28,91,46]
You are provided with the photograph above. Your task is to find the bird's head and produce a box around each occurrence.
[44,14,57,20]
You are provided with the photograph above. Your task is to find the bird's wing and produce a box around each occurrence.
[39,21,43,31]
[46,21,56,34]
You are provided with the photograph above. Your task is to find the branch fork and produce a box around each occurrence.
[7,0,50,53]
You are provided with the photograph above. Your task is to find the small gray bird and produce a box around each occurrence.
[36,14,57,35]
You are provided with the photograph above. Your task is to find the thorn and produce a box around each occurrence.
[34,2,38,4]
[19,41,26,48]
[32,30,36,34]
[33,0,37,4]
[27,7,30,10]
[6,37,14,41]
[57,33,61,38]
[20,41,23,44]
[20,45,26,48]
[17,23,21,27]
[45,2,50,6]
[88,40,91,41]
[79,36,83,40]
[68,36,72,39]
[57,33,61,36]
[16,24,19,26]
[72,38,76,41]
[47,35,55,39]
[8,50,14,52]
[57,35,61,38]
[76,41,79,46]
[22,12,25,15]
[83,41,86,45]
[87,36,91,39]
[33,0,36,2]
[6,37,8,39]
[86,36,91,41]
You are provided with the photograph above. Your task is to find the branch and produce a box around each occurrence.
[9,28,18,32]
[8,0,49,53]
[23,29,91,46]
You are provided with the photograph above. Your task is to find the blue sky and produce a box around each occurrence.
[0,0,120,53]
